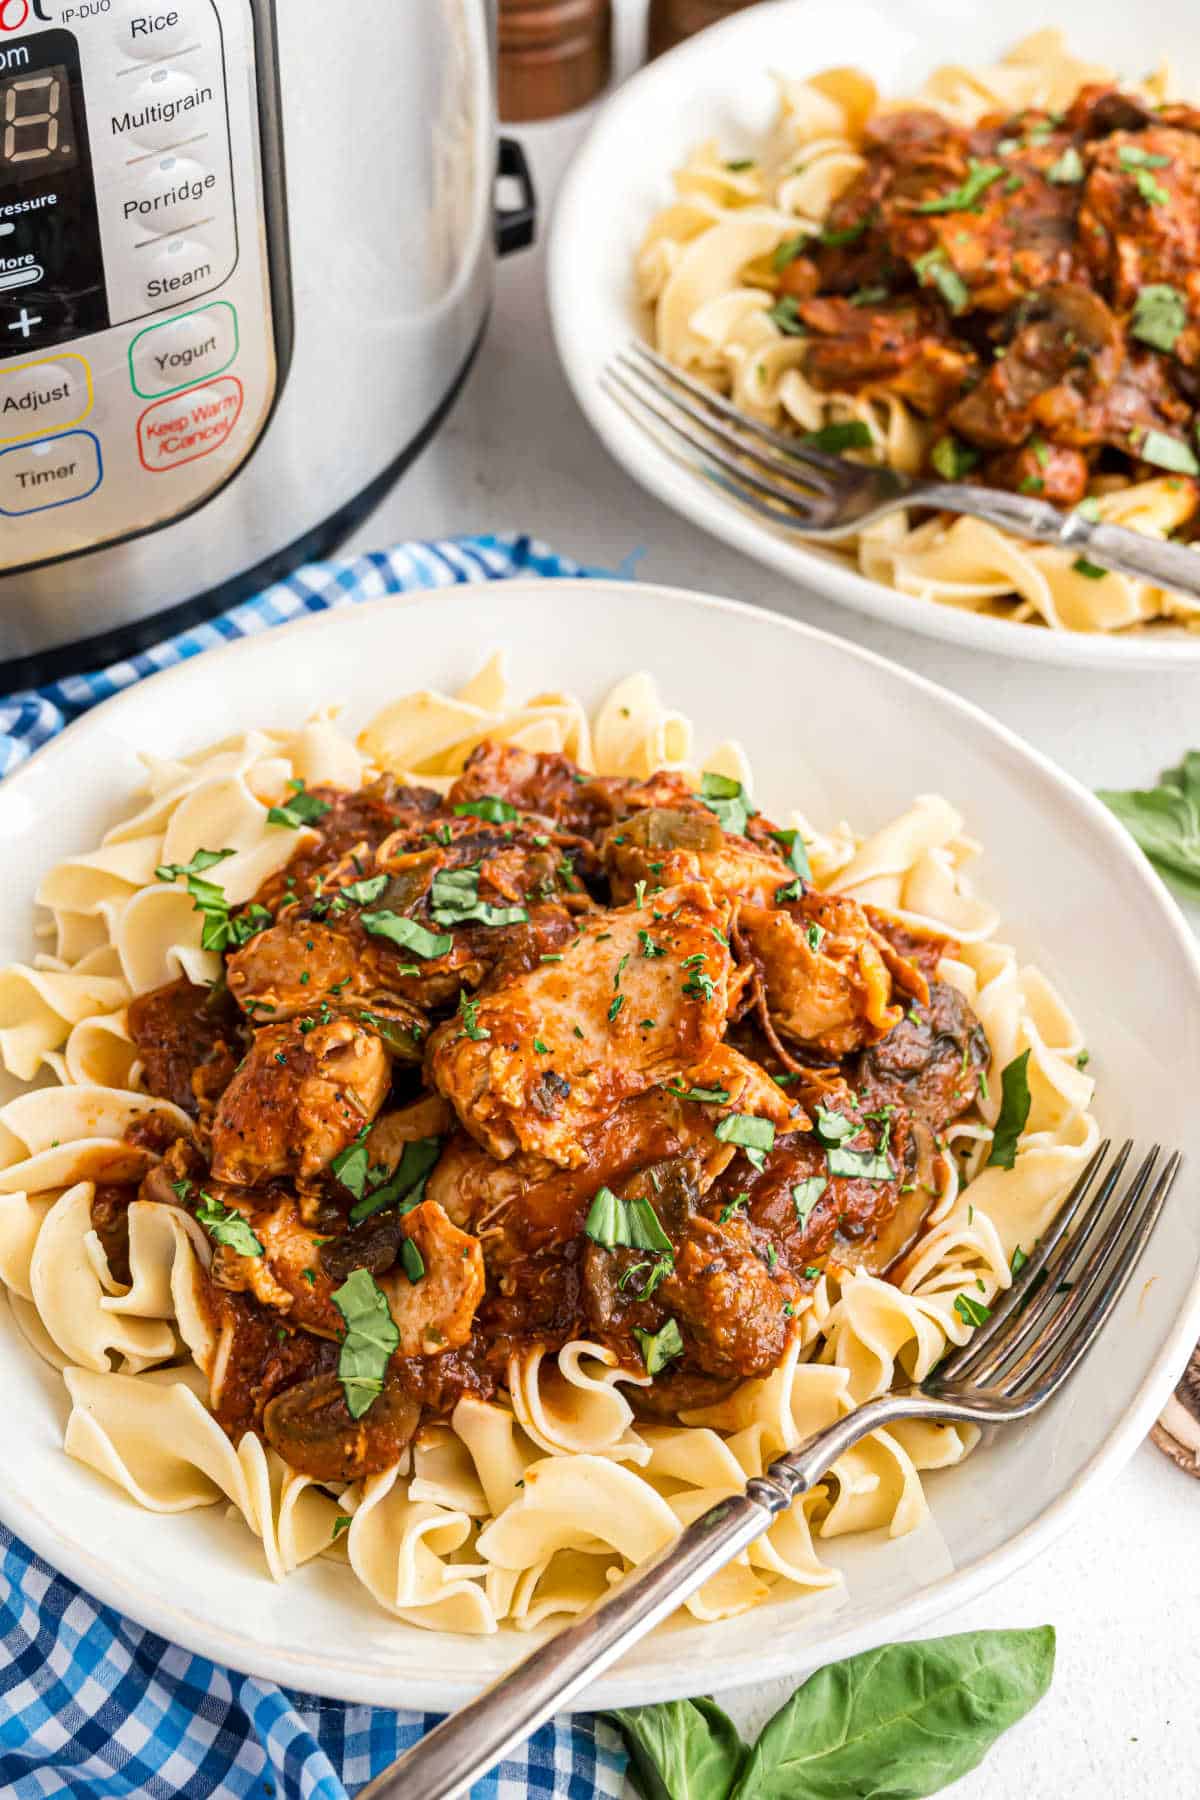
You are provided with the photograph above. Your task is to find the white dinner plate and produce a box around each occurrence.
[549,0,1200,669]
[0,579,1198,1708]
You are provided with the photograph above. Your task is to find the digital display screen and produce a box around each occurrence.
[1,64,78,184]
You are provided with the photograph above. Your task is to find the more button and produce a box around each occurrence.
[0,430,103,516]
[0,355,93,445]
[137,375,243,471]
[129,301,237,398]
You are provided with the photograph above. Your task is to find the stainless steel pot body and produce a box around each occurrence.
[0,0,501,673]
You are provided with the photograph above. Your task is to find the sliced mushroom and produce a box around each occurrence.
[261,1369,420,1483]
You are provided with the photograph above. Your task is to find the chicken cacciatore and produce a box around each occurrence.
[121,744,989,1485]
[773,82,1200,516]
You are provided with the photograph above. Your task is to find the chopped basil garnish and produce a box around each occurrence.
[819,219,868,246]
[915,159,1004,211]
[954,1292,991,1328]
[330,1126,371,1200]
[1073,558,1108,580]
[339,874,389,906]
[772,231,810,272]
[1118,144,1170,171]
[429,865,529,928]
[154,850,270,954]
[768,295,806,336]
[776,878,803,904]
[987,1049,1032,1169]
[456,991,490,1041]
[814,1104,855,1144]
[349,1136,442,1224]
[155,847,234,883]
[699,770,754,835]
[331,1513,352,1540]
[714,1114,776,1172]
[827,1142,894,1180]
[332,1268,400,1419]
[634,1317,684,1376]
[584,1186,673,1254]
[931,434,979,481]
[665,1082,731,1104]
[1131,283,1187,354]
[770,827,811,881]
[196,1190,263,1258]
[267,779,332,830]
[803,420,873,455]
[1134,168,1170,206]
[849,284,889,306]
[400,1236,425,1283]
[913,248,970,314]
[1136,429,1199,476]
[805,922,824,952]
[1046,146,1084,185]
[453,796,520,823]
[360,910,453,959]
[638,929,666,959]
[792,1176,827,1227]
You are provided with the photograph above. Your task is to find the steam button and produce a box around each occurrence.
[137,235,229,312]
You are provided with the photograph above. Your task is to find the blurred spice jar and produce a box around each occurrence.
[498,0,614,121]
[647,0,763,57]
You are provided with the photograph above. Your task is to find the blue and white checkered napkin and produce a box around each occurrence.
[0,534,628,1799]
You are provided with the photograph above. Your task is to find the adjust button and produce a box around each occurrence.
[129,301,237,397]
[0,430,103,516]
[0,355,93,444]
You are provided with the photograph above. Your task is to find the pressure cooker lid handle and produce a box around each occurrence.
[495,137,537,255]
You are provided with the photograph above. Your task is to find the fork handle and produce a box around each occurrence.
[918,480,1200,601]
[358,1392,960,1800]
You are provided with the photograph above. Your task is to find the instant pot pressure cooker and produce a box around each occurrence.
[0,0,533,678]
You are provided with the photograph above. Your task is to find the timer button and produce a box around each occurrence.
[112,2,206,62]
[0,429,102,516]
[129,301,238,397]
[122,154,219,238]
[0,354,93,445]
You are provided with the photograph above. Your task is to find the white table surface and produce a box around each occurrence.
[343,25,1200,1791]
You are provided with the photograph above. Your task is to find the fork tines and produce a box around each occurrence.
[931,1140,1181,1409]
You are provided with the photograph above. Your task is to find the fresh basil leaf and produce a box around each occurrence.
[196,1190,263,1258]
[606,1696,749,1800]
[913,249,969,314]
[666,1082,731,1104]
[634,1317,684,1375]
[456,990,490,1040]
[360,909,453,959]
[803,421,872,455]
[349,1137,442,1224]
[1118,144,1171,171]
[453,795,520,823]
[330,1127,371,1200]
[814,1105,855,1145]
[1134,169,1170,205]
[986,1049,1032,1169]
[820,220,867,247]
[732,1626,1055,1799]
[1072,558,1108,580]
[770,828,811,882]
[772,232,811,272]
[267,779,332,830]
[1098,752,1200,895]
[915,159,1003,211]
[400,1236,425,1283]
[792,1176,827,1227]
[954,1292,991,1328]
[429,864,530,928]
[332,1268,400,1420]
[700,771,754,836]
[1045,146,1084,184]
[768,295,806,336]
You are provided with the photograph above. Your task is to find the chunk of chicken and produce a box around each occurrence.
[604,806,793,911]
[427,881,733,1167]
[738,891,922,1058]
[210,1016,389,1186]
[447,740,623,838]
[379,1199,485,1355]
[205,1186,343,1337]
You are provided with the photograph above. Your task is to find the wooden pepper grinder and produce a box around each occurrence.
[648,0,763,58]
[498,0,613,122]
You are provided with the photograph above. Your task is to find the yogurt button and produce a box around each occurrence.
[129,301,238,397]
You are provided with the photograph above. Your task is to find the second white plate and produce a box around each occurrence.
[548,0,1200,669]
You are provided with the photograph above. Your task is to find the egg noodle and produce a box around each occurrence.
[0,657,1096,1634]
[637,29,1200,634]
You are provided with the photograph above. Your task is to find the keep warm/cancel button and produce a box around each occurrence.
[137,376,243,472]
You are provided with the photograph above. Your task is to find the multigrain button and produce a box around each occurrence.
[129,301,237,397]
[137,375,243,471]
[0,355,93,444]
[0,430,102,516]
[112,67,218,152]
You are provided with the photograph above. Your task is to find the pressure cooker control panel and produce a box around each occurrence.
[0,0,276,571]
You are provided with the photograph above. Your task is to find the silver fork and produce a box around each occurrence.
[603,340,1200,601]
[362,1137,1180,1800]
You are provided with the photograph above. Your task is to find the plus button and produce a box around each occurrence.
[6,308,43,339]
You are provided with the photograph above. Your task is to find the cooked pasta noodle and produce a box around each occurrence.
[0,657,1097,1634]
[638,32,1200,634]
